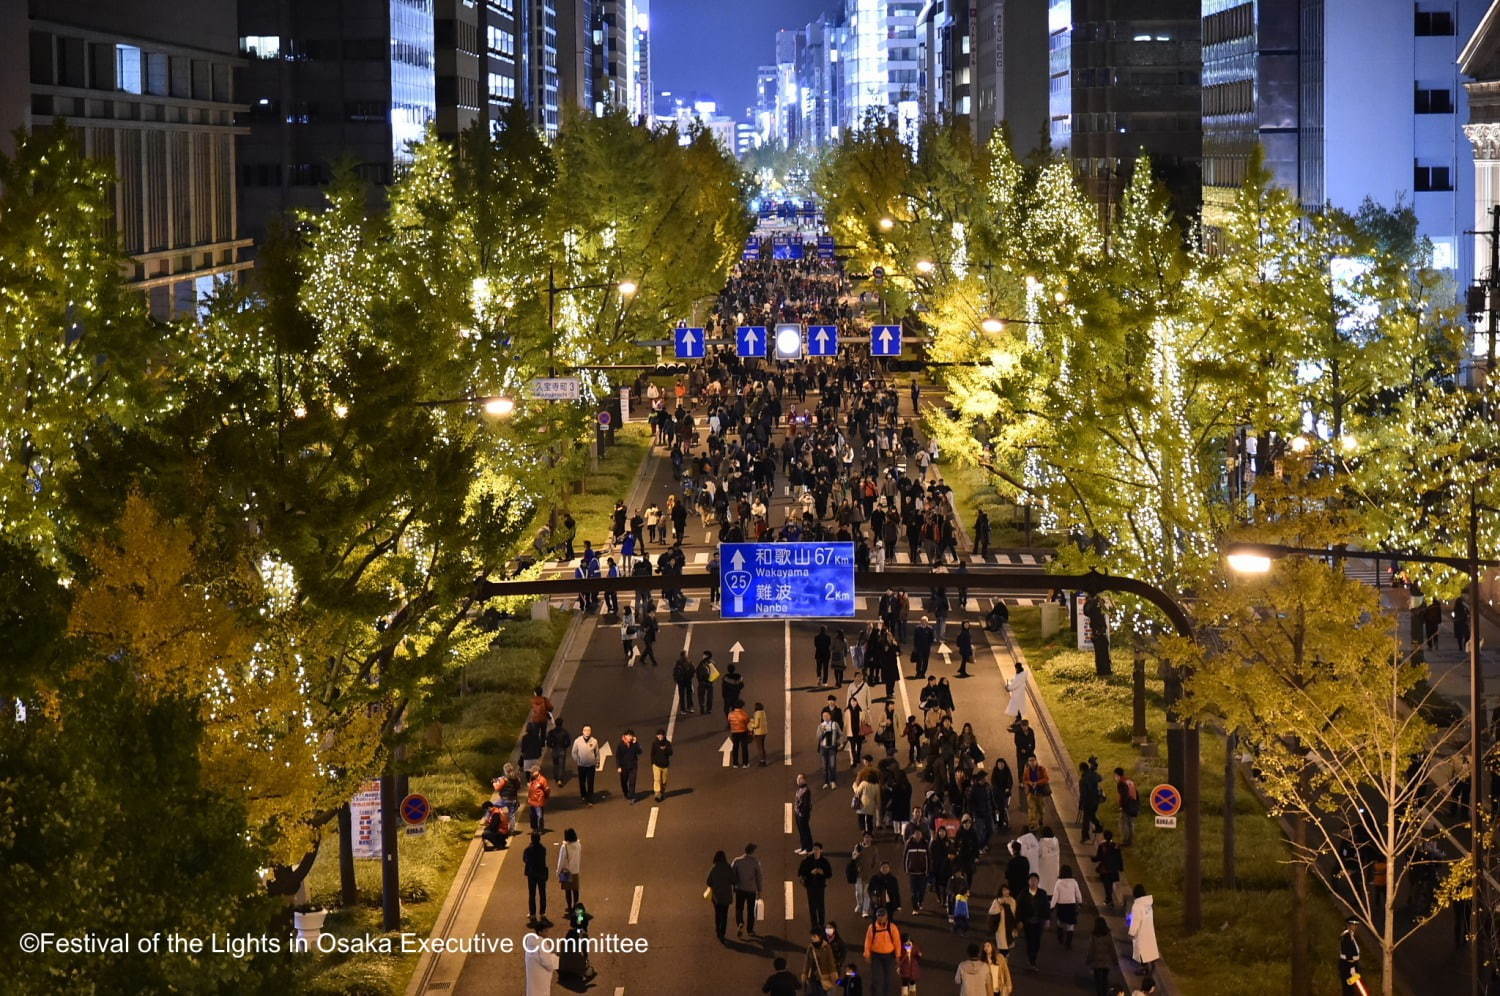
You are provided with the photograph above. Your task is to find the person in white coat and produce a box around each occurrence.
[1127,884,1160,971]
[524,930,559,996]
[1050,865,1083,948]
[847,673,872,719]
[1004,662,1028,718]
[570,727,602,805]
[1014,822,1038,882]
[556,827,582,910]
[1036,826,1061,893]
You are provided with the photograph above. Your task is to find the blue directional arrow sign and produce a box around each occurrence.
[719,542,856,619]
[807,324,838,357]
[674,326,706,359]
[736,325,768,358]
[870,324,902,356]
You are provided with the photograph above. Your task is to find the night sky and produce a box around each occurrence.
[651,0,835,118]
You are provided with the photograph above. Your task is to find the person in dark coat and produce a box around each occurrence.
[1005,840,1031,899]
[1078,759,1105,842]
[523,832,550,926]
[955,622,974,678]
[706,850,736,942]
[814,626,833,686]
[911,618,935,679]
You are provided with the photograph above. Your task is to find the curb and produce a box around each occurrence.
[1001,624,1179,996]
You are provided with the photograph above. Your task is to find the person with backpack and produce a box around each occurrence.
[1079,759,1105,842]
[1114,768,1140,845]
[721,664,746,726]
[948,870,971,931]
[479,801,509,851]
[696,651,718,714]
[862,908,903,996]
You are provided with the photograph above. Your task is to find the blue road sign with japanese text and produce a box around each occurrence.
[719,542,856,619]
[736,325,768,357]
[675,326,706,359]
[870,324,902,356]
[807,325,838,356]
[742,236,761,261]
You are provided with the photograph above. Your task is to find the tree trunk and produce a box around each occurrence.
[338,803,357,907]
[1292,814,1311,996]
[1223,730,1237,889]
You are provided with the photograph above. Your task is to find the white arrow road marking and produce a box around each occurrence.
[721,736,734,766]
[784,620,793,765]
[598,741,612,767]
[938,643,952,666]
[629,885,643,925]
[785,802,793,834]
[814,328,830,351]
[877,328,893,353]
[730,641,745,663]
[681,329,697,350]
[666,623,693,742]
[646,806,659,839]
[730,550,747,571]
[784,880,795,920]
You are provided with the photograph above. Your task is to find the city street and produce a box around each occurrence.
[445,392,1110,995]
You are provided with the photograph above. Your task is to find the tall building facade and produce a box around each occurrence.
[1048,0,1203,222]
[482,0,526,132]
[436,0,484,140]
[631,0,652,122]
[918,0,1046,154]
[236,0,438,246]
[1203,0,1484,284]
[0,0,250,318]
[1461,0,1500,368]
[526,0,561,135]
[841,0,923,140]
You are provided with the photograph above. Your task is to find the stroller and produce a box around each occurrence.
[557,903,596,984]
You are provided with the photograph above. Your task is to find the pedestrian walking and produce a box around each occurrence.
[862,908,902,996]
[989,884,1020,958]
[1037,825,1060,892]
[956,621,974,678]
[696,651,718,714]
[1052,864,1082,948]
[804,928,840,994]
[1339,915,1363,996]
[706,850,735,942]
[523,925,559,996]
[1022,756,1051,827]
[798,842,833,930]
[794,773,815,852]
[955,943,989,996]
[650,728,673,802]
[616,729,642,803]
[1093,831,1125,907]
[750,702,770,765]
[817,709,845,788]
[851,831,878,916]
[722,664,746,725]
[728,701,751,767]
[526,766,551,832]
[1017,873,1050,971]
[1128,884,1159,976]
[1087,916,1116,996]
[815,625,833,686]
[1079,759,1105,841]
[523,831,550,926]
[732,843,765,938]
[673,652,695,715]
[1114,768,1139,845]
[903,828,929,913]
[570,725,601,804]
[1008,719,1035,775]
[1004,662,1028,719]
[556,828,581,909]
[526,686,553,743]
[546,720,571,785]
[896,935,923,996]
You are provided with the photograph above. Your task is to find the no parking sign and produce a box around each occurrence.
[1150,783,1181,829]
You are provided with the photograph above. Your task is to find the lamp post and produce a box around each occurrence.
[1226,531,1497,996]
[546,265,638,374]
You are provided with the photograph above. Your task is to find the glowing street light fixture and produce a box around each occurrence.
[482,397,517,417]
[980,317,1005,334]
[915,259,935,275]
[1225,552,1273,574]
[617,280,639,297]
[878,217,895,231]
[1289,434,1311,454]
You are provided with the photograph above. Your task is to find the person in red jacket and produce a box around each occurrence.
[526,766,552,832]
[895,934,923,995]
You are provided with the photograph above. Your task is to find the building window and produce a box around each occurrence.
[240,35,282,59]
[1414,8,1455,35]
[1414,87,1453,113]
[116,45,143,93]
[1414,163,1452,191]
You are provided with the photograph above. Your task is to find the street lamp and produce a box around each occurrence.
[915,259,935,275]
[1225,535,1497,992]
[878,216,895,231]
[482,397,517,418]
[414,394,517,417]
[980,317,1005,334]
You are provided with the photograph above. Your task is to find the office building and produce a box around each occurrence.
[557,0,594,117]
[482,0,526,131]
[1048,0,1203,222]
[236,0,437,247]
[754,66,779,146]
[436,0,484,140]
[592,0,630,113]
[1203,0,1484,284]
[774,28,803,148]
[631,0,652,122]
[797,15,843,148]
[841,0,923,142]
[526,0,561,135]
[917,0,1046,153]
[1461,0,1500,365]
[0,0,250,319]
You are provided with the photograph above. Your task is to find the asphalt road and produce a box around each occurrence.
[453,389,1104,996]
